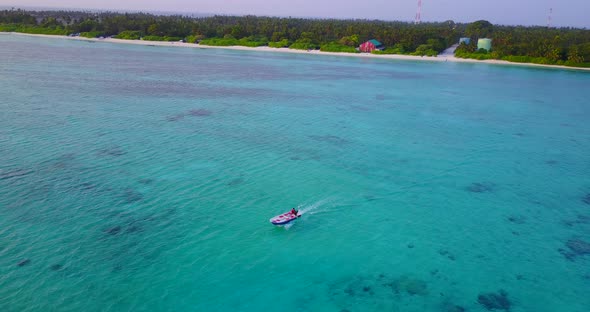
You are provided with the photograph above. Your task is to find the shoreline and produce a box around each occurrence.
[3,32,590,72]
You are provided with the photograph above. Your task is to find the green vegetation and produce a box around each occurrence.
[339,35,359,47]
[288,32,319,50]
[0,24,18,32]
[455,47,495,60]
[184,34,203,43]
[0,23,67,35]
[79,31,104,38]
[198,34,268,46]
[320,42,358,53]
[289,39,319,50]
[142,35,183,41]
[0,9,458,54]
[454,20,590,67]
[114,30,142,40]
[411,44,438,56]
[1,9,589,68]
[268,39,290,48]
[237,36,268,47]
[455,51,494,60]
[372,44,406,55]
[199,36,239,46]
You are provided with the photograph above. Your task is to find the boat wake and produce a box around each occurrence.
[296,197,338,216]
[279,197,342,229]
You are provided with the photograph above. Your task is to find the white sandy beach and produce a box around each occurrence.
[3,32,590,72]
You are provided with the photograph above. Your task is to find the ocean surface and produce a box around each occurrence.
[1,33,589,312]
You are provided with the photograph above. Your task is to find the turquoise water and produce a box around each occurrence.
[1,33,590,312]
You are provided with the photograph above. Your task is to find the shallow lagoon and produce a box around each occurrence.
[1,34,590,311]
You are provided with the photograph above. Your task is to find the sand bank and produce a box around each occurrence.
[3,32,589,72]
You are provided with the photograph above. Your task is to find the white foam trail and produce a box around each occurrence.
[276,197,342,229]
[297,197,337,215]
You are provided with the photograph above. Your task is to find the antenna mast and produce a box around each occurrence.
[415,0,422,24]
[547,8,553,28]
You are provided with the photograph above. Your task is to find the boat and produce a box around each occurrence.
[269,210,300,225]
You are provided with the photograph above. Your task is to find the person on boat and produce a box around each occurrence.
[290,208,298,216]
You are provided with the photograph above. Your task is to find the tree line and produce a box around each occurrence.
[0,9,459,54]
[455,20,590,67]
[1,9,589,66]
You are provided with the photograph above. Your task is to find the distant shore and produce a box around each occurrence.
[3,32,590,72]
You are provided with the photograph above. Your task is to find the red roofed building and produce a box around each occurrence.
[359,39,385,53]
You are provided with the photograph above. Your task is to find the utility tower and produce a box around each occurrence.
[547,8,553,28]
[415,0,422,24]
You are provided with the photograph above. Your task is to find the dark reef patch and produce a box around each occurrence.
[50,264,63,271]
[0,169,31,180]
[438,249,456,261]
[389,275,429,296]
[309,135,349,146]
[17,259,31,267]
[375,94,386,101]
[447,305,466,312]
[559,238,590,260]
[562,215,590,227]
[78,182,97,191]
[138,178,154,185]
[104,226,122,235]
[51,153,76,169]
[466,182,495,193]
[123,187,143,203]
[364,195,379,202]
[187,109,212,117]
[506,215,526,224]
[351,105,371,111]
[167,109,211,122]
[97,146,126,157]
[582,194,590,205]
[545,160,558,165]
[125,224,142,233]
[227,178,244,186]
[328,275,375,299]
[111,208,176,236]
[477,290,511,311]
[166,109,213,121]
[441,301,466,312]
[167,114,185,122]
[379,71,423,80]
[104,222,145,236]
[327,273,430,309]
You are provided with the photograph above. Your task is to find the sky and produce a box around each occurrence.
[2,0,589,28]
